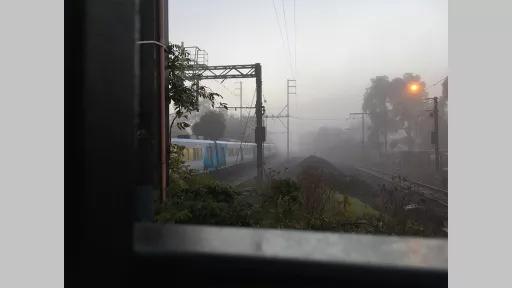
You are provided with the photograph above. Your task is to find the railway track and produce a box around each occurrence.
[355,166,448,207]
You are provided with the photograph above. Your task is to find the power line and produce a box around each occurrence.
[293,0,297,74]
[293,0,298,144]
[212,79,238,98]
[272,0,294,77]
[281,0,295,77]
[290,116,345,121]
[429,76,448,88]
[241,88,257,142]
[234,88,256,162]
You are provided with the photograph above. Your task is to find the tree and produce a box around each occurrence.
[170,122,190,138]
[192,110,226,140]
[167,43,226,132]
[187,98,214,124]
[362,73,428,152]
[362,76,396,152]
[387,73,427,150]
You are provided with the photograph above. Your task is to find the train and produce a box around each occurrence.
[172,138,275,171]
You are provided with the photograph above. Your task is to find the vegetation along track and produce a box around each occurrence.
[355,166,448,207]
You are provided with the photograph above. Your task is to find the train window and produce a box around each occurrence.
[185,148,193,161]
[193,148,200,160]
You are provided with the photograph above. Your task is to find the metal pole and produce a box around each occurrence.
[434,96,440,171]
[238,81,244,161]
[350,112,368,161]
[255,63,264,183]
[287,80,290,160]
[159,0,167,203]
[240,81,243,132]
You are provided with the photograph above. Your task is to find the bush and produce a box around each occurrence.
[158,147,432,236]
[156,173,253,226]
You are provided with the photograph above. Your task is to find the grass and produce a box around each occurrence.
[335,193,379,218]
[235,178,380,220]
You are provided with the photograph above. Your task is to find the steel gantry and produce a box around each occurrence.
[185,64,257,80]
[183,62,266,184]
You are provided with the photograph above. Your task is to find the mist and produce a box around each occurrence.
[170,0,447,159]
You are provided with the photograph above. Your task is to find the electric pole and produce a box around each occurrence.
[425,96,441,172]
[406,79,443,172]
[433,96,440,172]
[264,80,295,161]
[235,81,243,160]
[349,112,368,147]
[349,112,369,161]
[255,63,264,183]
[287,80,296,160]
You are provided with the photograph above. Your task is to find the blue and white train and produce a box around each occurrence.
[172,138,275,171]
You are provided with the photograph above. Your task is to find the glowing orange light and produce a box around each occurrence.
[407,82,422,95]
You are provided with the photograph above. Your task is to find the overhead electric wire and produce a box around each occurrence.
[281,0,295,77]
[290,116,346,121]
[235,88,257,161]
[293,0,297,73]
[429,76,448,88]
[242,88,257,137]
[211,79,238,98]
[276,104,287,117]
[272,0,295,77]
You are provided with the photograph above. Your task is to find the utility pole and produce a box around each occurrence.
[433,96,440,172]
[235,81,243,160]
[406,79,443,172]
[349,112,368,147]
[287,81,290,160]
[425,96,441,172]
[287,80,296,160]
[264,80,295,161]
[255,63,264,183]
[349,112,369,160]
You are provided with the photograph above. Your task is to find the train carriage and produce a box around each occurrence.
[171,138,273,172]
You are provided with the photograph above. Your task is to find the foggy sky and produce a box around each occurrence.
[169,0,447,153]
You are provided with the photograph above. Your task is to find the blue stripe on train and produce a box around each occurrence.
[203,142,227,171]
